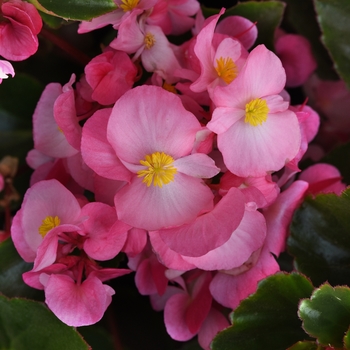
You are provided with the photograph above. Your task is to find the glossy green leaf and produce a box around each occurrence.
[283,0,338,80]
[211,272,313,350]
[202,1,285,50]
[287,341,319,350]
[288,188,350,287]
[28,0,117,21]
[0,295,90,350]
[299,284,350,348]
[0,239,42,300]
[314,0,350,88]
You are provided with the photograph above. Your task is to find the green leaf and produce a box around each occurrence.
[0,294,90,350]
[344,328,350,350]
[211,272,313,350]
[283,0,338,80]
[77,326,114,350]
[299,284,350,348]
[288,188,350,287]
[28,0,117,21]
[314,0,350,88]
[0,239,42,300]
[202,1,285,50]
[287,341,319,350]
[39,10,65,29]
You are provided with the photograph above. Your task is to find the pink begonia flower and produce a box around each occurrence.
[11,179,82,262]
[33,83,79,158]
[84,49,138,105]
[146,0,200,35]
[122,227,148,257]
[78,0,157,33]
[299,163,346,196]
[190,9,247,95]
[0,59,14,83]
[275,31,317,88]
[110,10,181,82]
[208,44,301,177]
[0,0,42,60]
[106,85,219,231]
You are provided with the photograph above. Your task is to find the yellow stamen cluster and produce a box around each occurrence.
[144,33,156,49]
[215,57,238,84]
[38,216,60,237]
[244,98,269,126]
[120,0,139,12]
[137,152,177,188]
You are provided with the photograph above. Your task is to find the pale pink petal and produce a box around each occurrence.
[115,173,214,231]
[158,187,245,257]
[107,85,202,164]
[150,285,183,311]
[44,274,114,327]
[218,109,301,177]
[0,59,15,82]
[78,11,123,33]
[174,153,219,178]
[208,106,245,134]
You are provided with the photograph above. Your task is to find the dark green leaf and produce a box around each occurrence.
[202,1,285,50]
[299,284,350,348]
[28,0,117,21]
[287,341,319,350]
[39,10,65,29]
[0,295,90,350]
[314,0,350,88]
[0,238,42,299]
[288,188,350,287]
[77,326,114,350]
[283,0,338,80]
[211,272,313,350]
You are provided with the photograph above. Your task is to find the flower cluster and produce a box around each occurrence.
[10,1,346,348]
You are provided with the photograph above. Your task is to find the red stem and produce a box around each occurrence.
[40,27,91,66]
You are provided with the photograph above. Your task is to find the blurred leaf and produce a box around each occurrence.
[39,10,65,29]
[287,341,319,350]
[0,73,43,130]
[0,294,90,350]
[77,326,114,350]
[211,272,313,350]
[344,328,350,349]
[202,1,285,50]
[321,142,350,185]
[314,0,350,88]
[288,188,350,287]
[299,284,350,348]
[283,0,338,80]
[0,238,42,300]
[28,0,117,21]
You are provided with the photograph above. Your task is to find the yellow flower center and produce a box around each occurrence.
[137,152,177,188]
[162,82,177,94]
[245,98,269,126]
[38,216,60,238]
[144,33,156,49]
[120,0,139,12]
[215,57,238,84]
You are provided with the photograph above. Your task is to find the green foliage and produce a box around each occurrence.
[202,1,285,50]
[211,273,313,350]
[288,188,350,287]
[0,239,43,300]
[0,295,90,350]
[314,0,350,88]
[299,284,350,348]
[28,0,117,21]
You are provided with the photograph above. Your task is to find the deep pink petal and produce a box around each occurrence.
[44,274,114,327]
